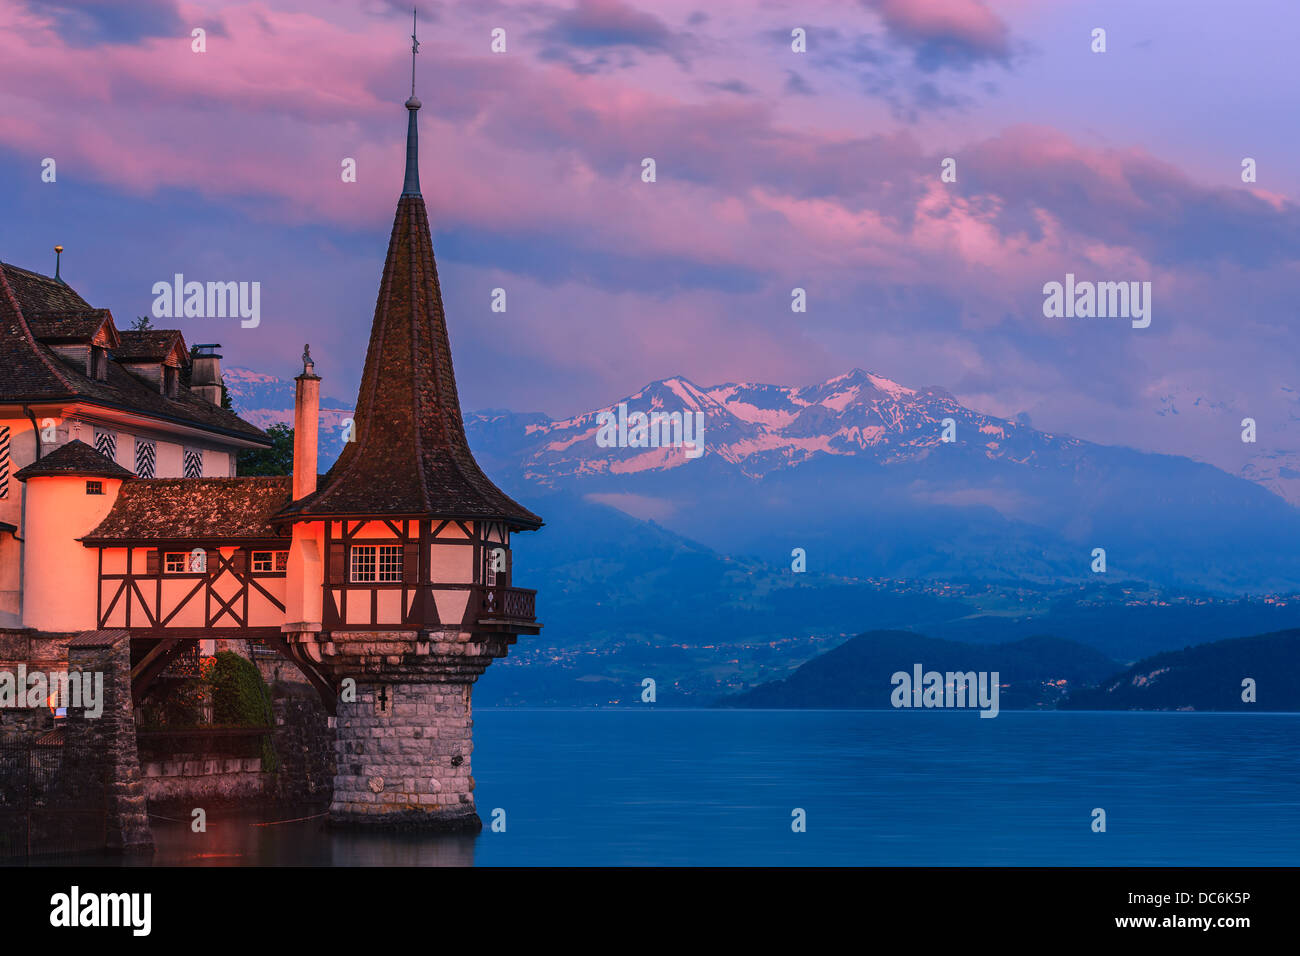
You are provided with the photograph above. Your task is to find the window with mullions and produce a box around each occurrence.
[251,551,289,573]
[350,544,402,583]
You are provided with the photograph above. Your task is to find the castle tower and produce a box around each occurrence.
[274,49,542,830]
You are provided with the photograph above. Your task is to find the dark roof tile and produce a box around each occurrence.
[27,308,116,343]
[279,192,542,529]
[13,439,134,481]
[115,329,186,361]
[85,477,293,542]
[0,261,268,445]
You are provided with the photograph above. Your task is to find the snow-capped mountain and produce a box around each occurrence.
[501,368,1081,482]
[466,369,1300,593]
[220,363,1300,592]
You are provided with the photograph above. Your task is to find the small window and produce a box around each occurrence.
[251,551,288,573]
[350,545,402,583]
[164,365,179,398]
[86,480,103,495]
[164,552,202,574]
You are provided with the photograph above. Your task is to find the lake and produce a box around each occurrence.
[77,709,1300,866]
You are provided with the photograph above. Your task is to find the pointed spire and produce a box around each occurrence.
[278,15,541,531]
[403,9,422,197]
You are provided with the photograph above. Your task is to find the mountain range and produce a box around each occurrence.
[228,364,1300,592]
[224,364,1300,703]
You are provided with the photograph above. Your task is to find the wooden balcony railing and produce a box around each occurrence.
[478,586,537,623]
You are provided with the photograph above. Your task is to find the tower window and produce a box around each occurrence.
[350,545,402,583]
[86,481,103,495]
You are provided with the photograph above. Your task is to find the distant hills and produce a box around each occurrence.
[716,630,1119,710]
[1060,629,1300,711]
[718,628,1300,712]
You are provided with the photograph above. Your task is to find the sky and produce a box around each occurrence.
[1,0,1298,481]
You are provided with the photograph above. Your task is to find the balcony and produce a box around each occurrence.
[476,586,539,632]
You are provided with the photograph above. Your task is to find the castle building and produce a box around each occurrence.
[0,79,542,831]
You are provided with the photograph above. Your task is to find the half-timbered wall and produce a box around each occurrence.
[97,544,289,635]
[320,518,513,631]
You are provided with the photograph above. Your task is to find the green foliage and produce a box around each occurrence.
[131,315,154,331]
[209,651,271,726]
[238,423,294,476]
[208,651,279,772]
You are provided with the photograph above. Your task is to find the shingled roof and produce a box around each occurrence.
[0,261,268,445]
[84,477,292,543]
[14,439,134,481]
[278,98,542,530]
[115,329,186,361]
[26,308,118,344]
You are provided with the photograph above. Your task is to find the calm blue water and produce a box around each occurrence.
[110,710,1300,865]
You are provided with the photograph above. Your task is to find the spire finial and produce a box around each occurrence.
[410,8,420,99]
[53,245,64,283]
[402,8,422,196]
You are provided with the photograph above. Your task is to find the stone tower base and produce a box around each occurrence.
[329,681,479,832]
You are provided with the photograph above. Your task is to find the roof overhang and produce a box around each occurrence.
[5,399,271,449]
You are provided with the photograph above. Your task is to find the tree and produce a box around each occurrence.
[238,423,294,476]
[131,315,154,331]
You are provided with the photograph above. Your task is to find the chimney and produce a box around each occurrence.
[191,343,224,406]
[292,345,320,501]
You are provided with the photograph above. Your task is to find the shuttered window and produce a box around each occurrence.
[134,438,156,478]
[0,425,9,499]
[94,428,117,463]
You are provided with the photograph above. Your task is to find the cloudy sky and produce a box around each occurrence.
[1,0,1297,480]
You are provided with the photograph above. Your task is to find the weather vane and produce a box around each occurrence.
[410,8,420,98]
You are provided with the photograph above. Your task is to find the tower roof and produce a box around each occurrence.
[14,439,134,481]
[279,97,541,530]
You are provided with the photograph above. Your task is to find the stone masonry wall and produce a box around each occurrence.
[270,687,336,806]
[331,681,477,830]
[65,633,153,852]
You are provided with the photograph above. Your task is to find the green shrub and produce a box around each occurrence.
[207,651,279,773]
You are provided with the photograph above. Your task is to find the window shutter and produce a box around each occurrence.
[0,425,10,499]
[329,543,345,584]
[206,549,219,574]
[145,549,160,575]
[231,549,247,573]
[403,541,419,583]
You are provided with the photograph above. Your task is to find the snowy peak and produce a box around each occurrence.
[486,368,1073,482]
